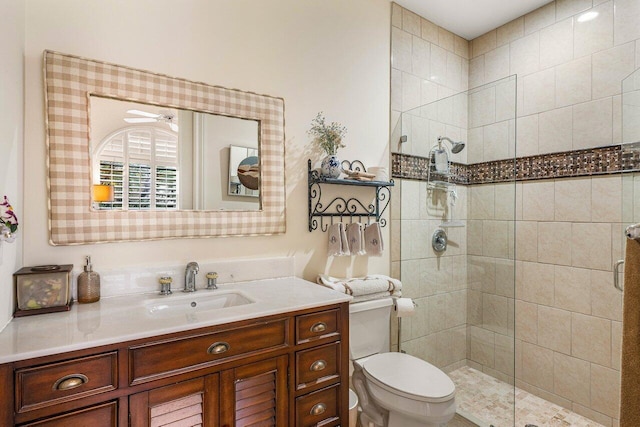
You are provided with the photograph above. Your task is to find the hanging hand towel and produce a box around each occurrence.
[620,237,640,425]
[327,223,350,257]
[364,222,384,256]
[346,223,366,255]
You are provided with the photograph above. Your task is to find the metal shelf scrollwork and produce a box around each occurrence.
[308,159,394,232]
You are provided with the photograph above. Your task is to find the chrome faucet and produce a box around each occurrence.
[184,262,199,292]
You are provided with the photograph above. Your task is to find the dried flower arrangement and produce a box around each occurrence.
[307,112,347,155]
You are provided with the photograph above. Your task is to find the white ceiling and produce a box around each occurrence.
[394,0,554,40]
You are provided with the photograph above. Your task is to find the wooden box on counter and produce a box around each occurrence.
[13,265,73,317]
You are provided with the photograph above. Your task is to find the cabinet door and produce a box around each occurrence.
[220,355,288,427]
[130,375,219,427]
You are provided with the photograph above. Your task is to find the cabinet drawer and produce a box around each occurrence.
[21,400,118,427]
[295,384,341,427]
[296,342,340,391]
[129,319,287,384]
[296,309,340,344]
[15,352,118,413]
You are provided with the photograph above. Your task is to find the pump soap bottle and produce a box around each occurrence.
[77,255,101,303]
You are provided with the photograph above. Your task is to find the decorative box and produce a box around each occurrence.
[14,265,73,317]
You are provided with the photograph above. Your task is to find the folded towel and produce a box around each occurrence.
[364,222,384,256]
[620,237,640,425]
[346,223,366,255]
[317,274,402,298]
[327,223,349,256]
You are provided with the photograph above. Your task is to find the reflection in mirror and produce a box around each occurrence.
[89,96,261,211]
[229,145,259,198]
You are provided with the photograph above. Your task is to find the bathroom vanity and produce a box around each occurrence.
[0,278,350,426]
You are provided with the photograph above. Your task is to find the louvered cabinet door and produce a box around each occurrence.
[130,375,219,427]
[219,355,288,427]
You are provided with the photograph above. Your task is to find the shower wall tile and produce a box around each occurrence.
[571,312,612,366]
[401,7,421,36]
[539,17,574,69]
[537,222,572,266]
[591,175,622,222]
[538,106,573,154]
[555,56,592,108]
[516,115,540,157]
[614,0,640,45]
[522,181,555,221]
[590,269,622,322]
[554,265,592,314]
[522,68,556,115]
[611,321,622,370]
[554,178,592,222]
[516,221,538,262]
[515,300,538,343]
[484,45,510,82]
[496,17,524,47]
[555,0,591,21]
[553,352,591,406]
[420,17,439,44]
[521,342,554,390]
[524,2,557,35]
[573,98,614,149]
[537,305,572,354]
[520,261,555,306]
[468,325,496,367]
[510,32,541,77]
[590,364,620,418]
[573,1,614,58]
[571,222,612,271]
[472,30,497,58]
[592,42,636,99]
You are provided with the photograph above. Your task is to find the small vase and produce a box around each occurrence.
[321,154,342,179]
[0,225,16,243]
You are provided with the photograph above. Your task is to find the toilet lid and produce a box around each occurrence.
[362,353,455,403]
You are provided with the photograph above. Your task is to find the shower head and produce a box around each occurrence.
[438,136,466,154]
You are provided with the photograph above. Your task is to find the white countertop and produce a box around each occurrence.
[0,277,351,364]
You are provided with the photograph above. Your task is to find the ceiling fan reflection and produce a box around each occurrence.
[124,109,179,132]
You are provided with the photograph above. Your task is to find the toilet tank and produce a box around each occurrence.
[349,298,393,360]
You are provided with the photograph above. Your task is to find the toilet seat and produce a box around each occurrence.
[362,352,455,403]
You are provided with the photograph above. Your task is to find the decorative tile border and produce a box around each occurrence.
[392,143,640,185]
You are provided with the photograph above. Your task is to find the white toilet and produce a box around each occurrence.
[350,298,456,427]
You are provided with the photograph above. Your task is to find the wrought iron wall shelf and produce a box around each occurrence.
[308,159,394,232]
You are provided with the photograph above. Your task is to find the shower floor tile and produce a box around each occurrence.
[449,366,605,427]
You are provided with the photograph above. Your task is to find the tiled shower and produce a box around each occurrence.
[390,1,640,425]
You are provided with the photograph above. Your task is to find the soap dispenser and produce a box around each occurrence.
[77,255,100,303]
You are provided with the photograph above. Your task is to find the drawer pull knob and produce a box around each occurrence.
[53,374,88,391]
[207,341,230,355]
[310,403,326,416]
[310,360,327,371]
[310,322,327,333]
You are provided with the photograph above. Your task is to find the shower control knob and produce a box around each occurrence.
[432,229,448,253]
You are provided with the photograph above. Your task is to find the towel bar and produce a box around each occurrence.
[614,259,624,291]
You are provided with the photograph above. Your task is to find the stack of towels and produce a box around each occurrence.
[327,222,383,257]
[317,274,402,303]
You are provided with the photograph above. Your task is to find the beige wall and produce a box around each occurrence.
[0,1,25,329]
[19,0,391,309]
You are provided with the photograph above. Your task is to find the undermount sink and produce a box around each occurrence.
[144,290,254,317]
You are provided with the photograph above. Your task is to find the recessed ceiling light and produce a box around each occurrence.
[577,11,599,22]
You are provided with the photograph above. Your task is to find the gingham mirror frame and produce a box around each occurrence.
[44,51,285,245]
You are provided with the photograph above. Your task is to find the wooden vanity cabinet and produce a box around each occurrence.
[0,302,349,426]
